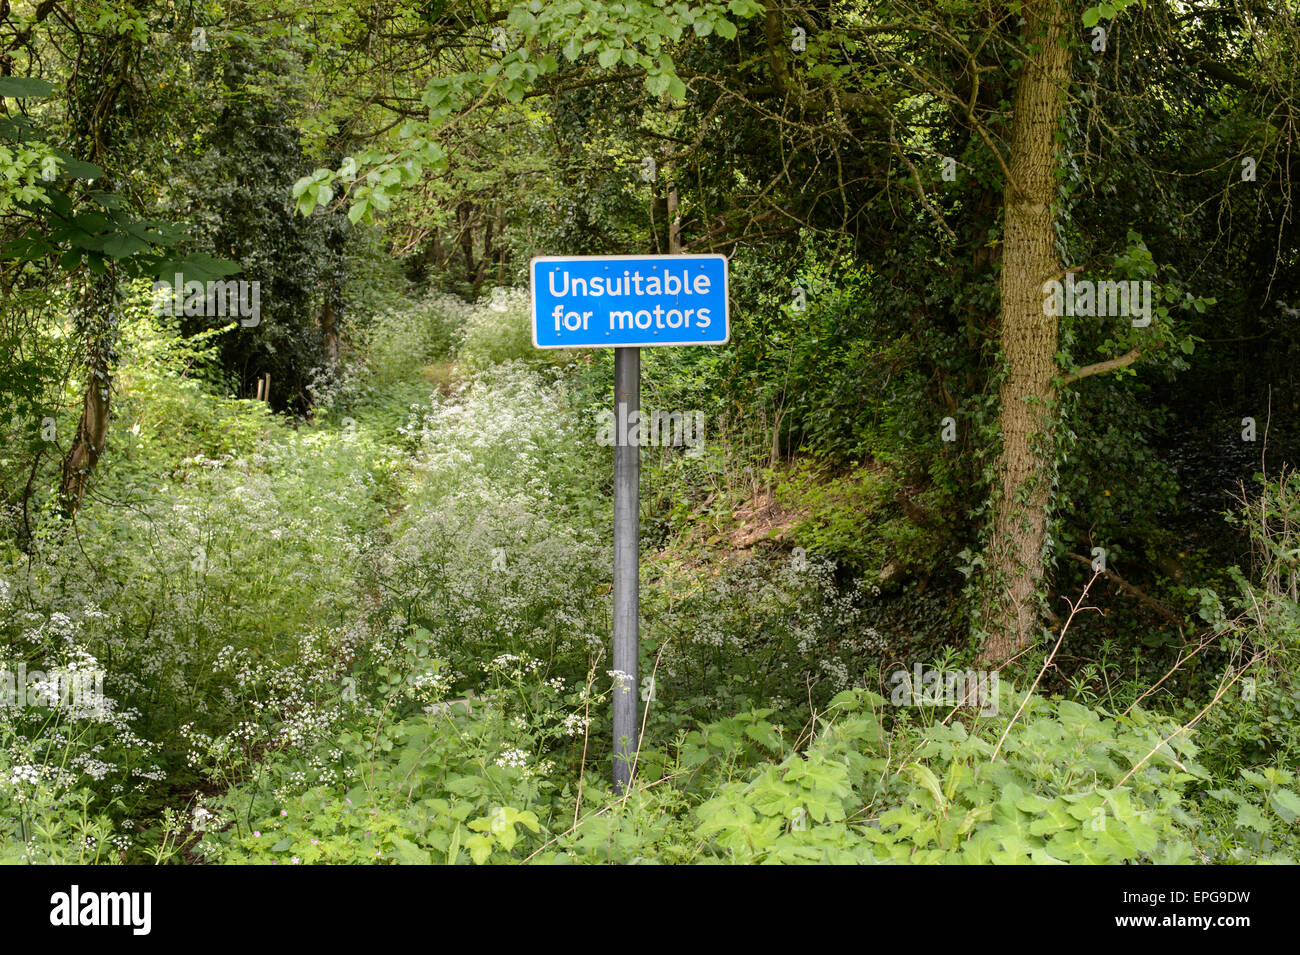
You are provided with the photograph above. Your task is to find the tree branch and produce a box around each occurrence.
[1058,346,1146,386]
[1064,552,1182,624]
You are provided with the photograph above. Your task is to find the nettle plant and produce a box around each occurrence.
[1182,471,1300,766]
[1198,764,1300,863]
[691,684,1207,864]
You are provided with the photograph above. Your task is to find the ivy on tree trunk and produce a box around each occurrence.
[978,0,1071,665]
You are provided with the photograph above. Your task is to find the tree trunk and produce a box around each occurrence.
[496,204,508,281]
[458,201,478,291]
[320,299,340,363]
[57,11,140,516]
[60,271,118,514]
[667,185,681,254]
[977,0,1070,665]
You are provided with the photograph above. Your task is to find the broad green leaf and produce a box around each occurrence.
[0,77,53,98]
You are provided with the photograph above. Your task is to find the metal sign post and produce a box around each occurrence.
[612,345,640,791]
[530,254,729,790]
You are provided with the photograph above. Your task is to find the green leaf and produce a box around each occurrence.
[53,156,103,180]
[157,252,241,282]
[0,77,53,98]
[390,837,431,864]
[1270,788,1300,824]
[0,236,53,259]
[88,190,123,210]
[99,232,149,258]
[906,764,947,813]
[465,833,493,865]
[72,212,113,233]
[1234,802,1269,833]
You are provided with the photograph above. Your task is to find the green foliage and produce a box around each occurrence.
[772,461,949,577]
[356,291,463,388]
[293,0,766,223]
[691,686,1205,864]
[194,671,1224,865]
[454,288,539,371]
[1,290,1294,866]
[1193,471,1300,773]
[1198,763,1300,862]
[2,0,1299,868]
[212,711,553,866]
[1083,1,1146,30]
[173,56,355,412]
[0,788,125,865]
[0,79,235,282]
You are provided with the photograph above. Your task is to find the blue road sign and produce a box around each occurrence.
[530,254,729,348]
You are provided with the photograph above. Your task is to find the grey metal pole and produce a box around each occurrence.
[612,345,640,792]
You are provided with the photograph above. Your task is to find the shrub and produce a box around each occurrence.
[456,288,535,371]
[690,685,1206,864]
